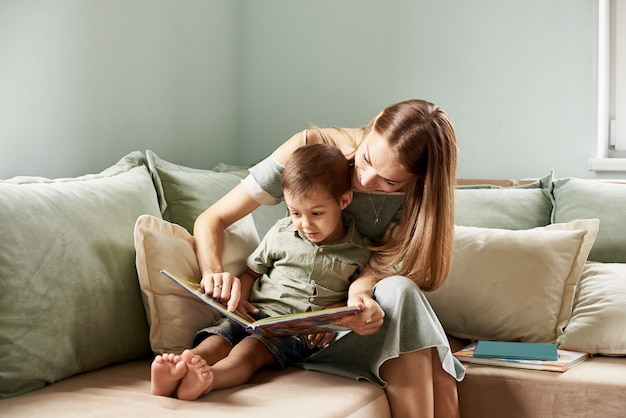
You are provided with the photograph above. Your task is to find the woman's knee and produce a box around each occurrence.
[373,275,421,305]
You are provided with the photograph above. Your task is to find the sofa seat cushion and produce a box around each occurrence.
[445,336,626,418]
[0,359,391,418]
[457,355,626,418]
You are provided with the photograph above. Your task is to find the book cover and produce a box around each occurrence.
[474,340,558,361]
[454,342,590,373]
[160,269,361,337]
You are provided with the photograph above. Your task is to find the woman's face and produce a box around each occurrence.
[352,130,414,193]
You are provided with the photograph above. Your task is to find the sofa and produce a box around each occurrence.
[1,151,625,417]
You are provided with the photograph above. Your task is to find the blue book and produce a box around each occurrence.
[474,341,558,361]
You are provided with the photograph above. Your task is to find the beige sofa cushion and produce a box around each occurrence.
[457,355,626,418]
[426,219,599,343]
[0,359,391,417]
[134,215,259,354]
[557,262,626,355]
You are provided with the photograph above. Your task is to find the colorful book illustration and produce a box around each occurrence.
[453,341,589,373]
[474,340,558,361]
[160,269,361,337]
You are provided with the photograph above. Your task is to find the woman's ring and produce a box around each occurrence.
[214,285,222,289]
[365,317,372,325]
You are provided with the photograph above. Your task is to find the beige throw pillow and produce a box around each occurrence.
[557,262,626,355]
[134,214,259,354]
[426,219,599,343]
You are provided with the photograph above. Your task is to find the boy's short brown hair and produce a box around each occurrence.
[281,144,351,203]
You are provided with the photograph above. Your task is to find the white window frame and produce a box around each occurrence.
[589,0,626,171]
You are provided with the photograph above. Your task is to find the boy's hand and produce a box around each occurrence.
[235,299,260,322]
[308,332,337,348]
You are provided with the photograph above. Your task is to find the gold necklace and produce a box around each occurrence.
[367,194,387,225]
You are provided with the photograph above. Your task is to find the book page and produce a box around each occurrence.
[160,269,252,329]
[161,270,361,337]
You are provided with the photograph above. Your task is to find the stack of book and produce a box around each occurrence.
[453,341,589,372]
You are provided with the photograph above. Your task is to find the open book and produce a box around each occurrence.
[161,269,361,337]
[453,341,589,373]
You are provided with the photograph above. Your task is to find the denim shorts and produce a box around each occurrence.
[193,312,319,369]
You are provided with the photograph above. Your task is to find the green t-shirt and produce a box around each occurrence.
[247,214,371,317]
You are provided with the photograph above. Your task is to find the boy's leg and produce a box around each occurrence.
[211,337,278,390]
[190,333,233,365]
[150,353,187,397]
[151,334,231,398]
[177,337,277,400]
[175,350,213,400]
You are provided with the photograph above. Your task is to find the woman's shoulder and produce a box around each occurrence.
[274,127,364,164]
[312,127,363,144]
[308,127,364,159]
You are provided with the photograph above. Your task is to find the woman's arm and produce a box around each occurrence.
[192,127,363,309]
[194,184,259,277]
[193,131,304,309]
[194,183,259,310]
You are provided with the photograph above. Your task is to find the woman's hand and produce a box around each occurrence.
[336,290,384,336]
[200,267,261,320]
[335,266,385,335]
[200,272,241,312]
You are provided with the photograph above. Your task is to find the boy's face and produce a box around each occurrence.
[284,187,351,245]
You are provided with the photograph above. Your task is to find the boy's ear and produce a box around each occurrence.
[340,190,353,210]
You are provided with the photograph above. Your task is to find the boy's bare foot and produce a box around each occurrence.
[151,353,187,397]
[176,349,214,400]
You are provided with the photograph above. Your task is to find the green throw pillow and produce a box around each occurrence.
[0,152,161,398]
[146,150,286,238]
[552,177,626,263]
[454,172,553,230]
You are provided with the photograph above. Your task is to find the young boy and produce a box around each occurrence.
[151,143,372,400]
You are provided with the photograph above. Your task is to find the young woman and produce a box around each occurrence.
[193,99,465,418]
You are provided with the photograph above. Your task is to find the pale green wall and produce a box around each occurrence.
[240,0,619,179]
[2,0,620,180]
[0,0,240,178]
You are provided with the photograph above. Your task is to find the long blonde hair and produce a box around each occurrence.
[309,100,457,291]
[366,100,457,291]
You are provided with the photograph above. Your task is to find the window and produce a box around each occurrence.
[590,0,626,171]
